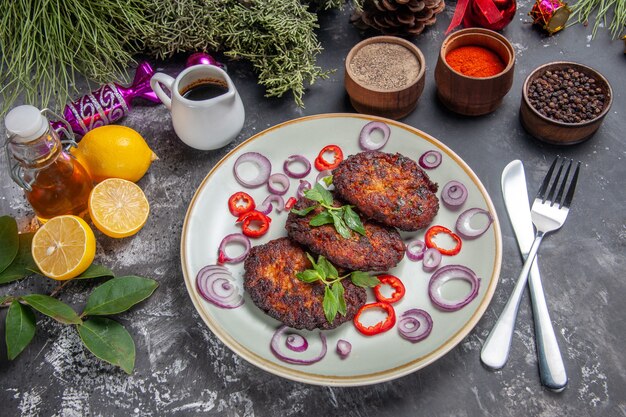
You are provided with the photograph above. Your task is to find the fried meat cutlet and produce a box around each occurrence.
[333,151,439,231]
[243,237,366,330]
[285,195,405,272]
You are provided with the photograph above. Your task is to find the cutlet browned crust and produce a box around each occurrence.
[243,237,366,330]
[286,196,405,271]
[333,151,439,231]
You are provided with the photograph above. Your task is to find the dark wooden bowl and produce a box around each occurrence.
[435,28,515,116]
[520,61,613,145]
[345,36,426,120]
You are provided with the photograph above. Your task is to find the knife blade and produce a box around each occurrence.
[501,160,568,391]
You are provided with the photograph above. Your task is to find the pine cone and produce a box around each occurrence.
[351,0,446,37]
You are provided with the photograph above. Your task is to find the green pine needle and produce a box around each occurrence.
[572,0,626,39]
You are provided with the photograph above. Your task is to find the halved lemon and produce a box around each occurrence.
[89,178,150,238]
[32,215,96,281]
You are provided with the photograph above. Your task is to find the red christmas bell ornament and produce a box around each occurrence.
[447,0,517,34]
[465,0,516,30]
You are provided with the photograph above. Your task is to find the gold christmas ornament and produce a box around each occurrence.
[351,0,446,37]
[529,0,571,35]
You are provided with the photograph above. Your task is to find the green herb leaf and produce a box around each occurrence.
[323,286,338,324]
[21,294,82,325]
[290,205,318,217]
[332,282,347,316]
[77,317,135,374]
[343,206,366,236]
[75,264,115,280]
[0,216,19,273]
[0,295,12,305]
[304,183,333,206]
[296,270,321,283]
[83,276,158,316]
[5,300,36,360]
[305,253,326,280]
[322,175,334,187]
[305,252,318,269]
[317,255,339,279]
[0,233,37,285]
[309,211,334,226]
[350,271,380,288]
[330,211,352,239]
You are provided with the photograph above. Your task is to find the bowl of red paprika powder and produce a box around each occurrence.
[435,28,515,116]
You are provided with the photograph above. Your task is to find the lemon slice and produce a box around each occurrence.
[89,178,150,238]
[32,215,96,281]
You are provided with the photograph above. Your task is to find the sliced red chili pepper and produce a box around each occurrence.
[425,225,462,256]
[228,192,256,217]
[314,144,344,171]
[237,210,271,238]
[373,275,406,304]
[284,197,297,211]
[353,302,396,336]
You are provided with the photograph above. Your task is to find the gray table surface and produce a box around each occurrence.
[1,3,625,416]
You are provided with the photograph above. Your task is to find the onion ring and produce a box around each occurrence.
[286,334,309,352]
[296,180,312,199]
[196,265,244,309]
[422,248,442,272]
[418,150,442,169]
[428,265,480,311]
[233,152,272,188]
[315,169,333,185]
[270,325,327,365]
[336,339,352,359]
[406,239,426,261]
[398,309,433,343]
[441,180,468,210]
[267,173,290,195]
[359,121,391,151]
[283,155,311,179]
[455,208,493,239]
[217,233,251,264]
[256,194,285,215]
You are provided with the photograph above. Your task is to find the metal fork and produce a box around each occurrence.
[481,157,580,380]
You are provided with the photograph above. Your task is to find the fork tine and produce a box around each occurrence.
[545,158,565,204]
[537,157,559,201]
[553,159,573,207]
[562,161,581,208]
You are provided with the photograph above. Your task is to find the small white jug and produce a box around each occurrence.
[151,65,245,150]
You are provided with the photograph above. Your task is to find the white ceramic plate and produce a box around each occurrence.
[181,114,502,386]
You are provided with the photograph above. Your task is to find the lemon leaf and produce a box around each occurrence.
[21,294,82,325]
[83,276,158,316]
[5,300,36,360]
[75,264,115,280]
[0,216,19,273]
[77,317,135,374]
[0,233,37,285]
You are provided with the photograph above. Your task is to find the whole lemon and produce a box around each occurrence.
[72,125,158,183]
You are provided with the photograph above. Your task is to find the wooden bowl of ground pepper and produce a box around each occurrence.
[520,61,613,145]
[435,28,515,116]
[345,36,426,120]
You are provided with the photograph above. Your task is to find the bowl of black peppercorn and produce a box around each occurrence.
[520,61,613,145]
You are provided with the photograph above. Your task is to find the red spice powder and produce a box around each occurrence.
[445,45,506,78]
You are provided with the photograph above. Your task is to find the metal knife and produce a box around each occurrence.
[481,160,567,391]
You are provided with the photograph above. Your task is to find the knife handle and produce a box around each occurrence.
[527,260,568,391]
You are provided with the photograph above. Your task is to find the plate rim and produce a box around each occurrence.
[180,113,502,386]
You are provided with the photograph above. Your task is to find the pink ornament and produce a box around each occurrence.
[186,52,225,69]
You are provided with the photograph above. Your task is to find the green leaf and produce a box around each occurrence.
[77,317,135,374]
[316,255,338,279]
[83,276,158,316]
[290,205,318,217]
[323,286,338,324]
[296,270,320,283]
[75,264,115,280]
[306,253,326,280]
[304,183,333,206]
[332,282,346,316]
[0,295,12,305]
[0,216,19,273]
[21,294,82,325]
[343,206,366,236]
[309,211,334,227]
[322,175,333,187]
[330,211,352,239]
[350,271,380,288]
[0,233,37,285]
[5,300,36,360]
